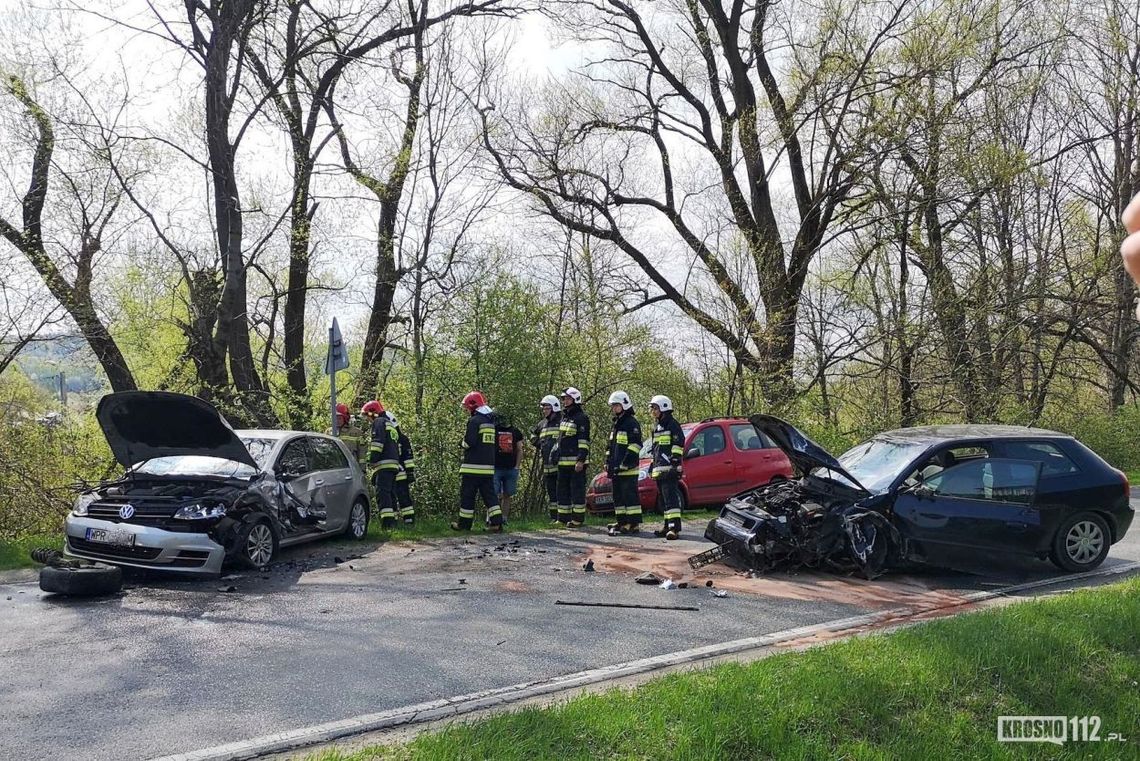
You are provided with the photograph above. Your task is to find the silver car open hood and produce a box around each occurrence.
[96,391,257,469]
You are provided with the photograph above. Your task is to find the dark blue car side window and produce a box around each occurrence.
[925,459,1039,505]
[996,441,1079,477]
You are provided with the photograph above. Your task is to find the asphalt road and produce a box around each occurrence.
[2,508,1138,761]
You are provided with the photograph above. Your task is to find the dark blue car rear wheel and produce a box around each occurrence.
[1050,512,1110,572]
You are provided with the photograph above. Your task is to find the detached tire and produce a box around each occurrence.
[1050,512,1110,572]
[39,564,122,596]
[239,519,278,569]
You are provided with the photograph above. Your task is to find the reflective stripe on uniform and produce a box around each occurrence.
[459,463,494,476]
[615,432,628,444]
[627,443,641,453]
[578,440,589,449]
[663,508,681,520]
[671,445,685,455]
[558,457,580,466]
[617,468,639,477]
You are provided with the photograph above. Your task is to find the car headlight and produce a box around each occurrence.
[174,501,228,520]
[638,468,649,481]
[72,492,97,516]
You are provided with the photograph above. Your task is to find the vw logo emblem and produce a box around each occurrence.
[119,503,135,520]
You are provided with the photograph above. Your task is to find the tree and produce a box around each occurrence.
[476,0,912,406]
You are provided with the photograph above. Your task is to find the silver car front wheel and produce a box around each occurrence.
[1065,520,1105,565]
[348,501,368,539]
[244,522,275,568]
[1051,512,1110,572]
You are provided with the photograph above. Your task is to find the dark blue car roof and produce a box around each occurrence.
[873,425,1070,443]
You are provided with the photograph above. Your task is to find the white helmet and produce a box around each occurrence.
[540,394,562,413]
[385,410,399,427]
[561,387,582,405]
[649,394,673,412]
[607,390,632,410]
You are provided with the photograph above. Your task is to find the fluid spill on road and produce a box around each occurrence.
[583,545,972,610]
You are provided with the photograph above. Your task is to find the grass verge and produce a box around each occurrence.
[311,578,1140,760]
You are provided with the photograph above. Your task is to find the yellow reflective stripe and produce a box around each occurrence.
[459,464,494,475]
[560,422,577,433]
[616,432,628,444]
[578,440,590,449]
[617,468,639,476]
[558,457,580,466]
[627,443,641,453]
[654,434,670,444]
[403,460,415,469]
[671,446,685,455]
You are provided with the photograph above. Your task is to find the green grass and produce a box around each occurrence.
[310,578,1140,760]
[0,533,62,572]
[1126,470,1140,486]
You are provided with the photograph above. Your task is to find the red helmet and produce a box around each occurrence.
[335,403,350,426]
[462,391,486,412]
[361,400,384,417]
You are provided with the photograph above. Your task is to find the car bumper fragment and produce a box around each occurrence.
[64,516,225,576]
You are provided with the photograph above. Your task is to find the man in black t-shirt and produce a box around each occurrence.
[493,418,524,524]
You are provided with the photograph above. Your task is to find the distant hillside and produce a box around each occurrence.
[15,336,106,395]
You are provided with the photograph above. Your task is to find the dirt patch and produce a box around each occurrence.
[496,580,533,594]
[584,545,972,610]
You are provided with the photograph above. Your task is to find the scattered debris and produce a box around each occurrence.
[218,585,237,593]
[319,608,331,614]
[459,578,467,585]
[335,554,363,565]
[712,590,728,598]
[659,579,677,590]
[583,559,595,572]
[438,587,467,592]
[496,640,506,646]
[634,572,663,585]
[678,582,689,589]
[705,580,714,588]
[220,574,242,581]
[688,543,730,570]
[556,600,699,612]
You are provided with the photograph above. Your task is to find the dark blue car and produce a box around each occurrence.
[702,416,1134,577]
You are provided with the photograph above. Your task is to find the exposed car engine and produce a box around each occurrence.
[698,478,900,578]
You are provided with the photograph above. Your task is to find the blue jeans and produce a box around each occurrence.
[493,467,520,496]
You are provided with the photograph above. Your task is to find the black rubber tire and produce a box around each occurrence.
[39,564,122,596]
[343,498,370,539]
[238,519,278,569]
[1050,512,1111,572]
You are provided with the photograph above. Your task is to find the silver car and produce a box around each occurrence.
[64,392,372,576]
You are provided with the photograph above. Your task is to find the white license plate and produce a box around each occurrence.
[86,527,136,546]
[593,494,613,505]
[723,512,745,527]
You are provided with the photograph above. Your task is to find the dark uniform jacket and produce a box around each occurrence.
[531,411,562,474]
[369,416,400,472]
[395,426,415,482]
[556,403,590,467]
[650,412,685,480]
[459,409,497,477]
[606,410,643,477]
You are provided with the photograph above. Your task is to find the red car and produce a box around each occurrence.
[586,417,794,514]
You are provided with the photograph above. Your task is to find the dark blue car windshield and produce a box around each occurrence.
[813,438,928,493]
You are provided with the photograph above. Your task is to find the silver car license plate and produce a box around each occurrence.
[594,494,613,505]
[86,527,136,546]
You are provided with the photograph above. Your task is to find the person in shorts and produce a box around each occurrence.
[493,417,524,523]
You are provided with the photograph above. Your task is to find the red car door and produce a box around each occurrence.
[728,422,792,490]
[681,423,738,506]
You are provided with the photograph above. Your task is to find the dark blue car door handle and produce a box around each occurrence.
[919,512,946,520]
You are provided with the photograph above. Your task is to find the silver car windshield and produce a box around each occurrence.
[811,438,929,493]
[133,455,258,479]
[241,438,276,469]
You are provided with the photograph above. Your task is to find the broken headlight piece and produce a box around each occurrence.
[174,501,228,520]
[71,492,98,517]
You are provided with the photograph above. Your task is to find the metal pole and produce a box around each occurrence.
[59,372,67,407]
[329,326,338,436]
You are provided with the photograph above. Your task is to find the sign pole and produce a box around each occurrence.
[329,326,338,436]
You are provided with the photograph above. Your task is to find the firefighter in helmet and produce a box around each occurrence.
[362,400,400,530]
[605,390,643,535]
[531,394,562,522]
[386,410,416,526]
[329,403,367,468]
[649,394,685,539]
[452,391,503,533]
[555,387,590,527]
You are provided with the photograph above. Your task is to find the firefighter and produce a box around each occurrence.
[531,394,562,522]
[451,391,504,533]
[555,386,590,527]
[649,394,685,539]
[605,391,643,536]
[387,410,416,526]
[329,403,367,467]
[363,399,400,530]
